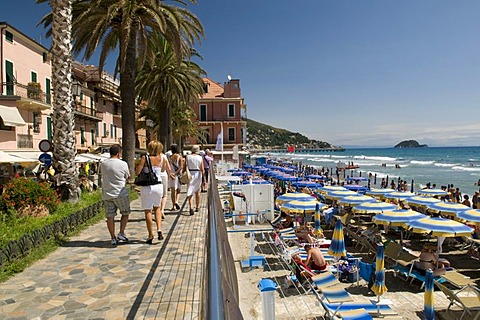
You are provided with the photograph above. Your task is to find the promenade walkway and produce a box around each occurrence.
[0,191,207,320]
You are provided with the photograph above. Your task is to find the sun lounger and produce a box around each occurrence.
[435,281,480,320]
[338,308,373,320]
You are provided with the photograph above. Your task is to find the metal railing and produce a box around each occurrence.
[1,82,51,105]
[202,167,243,319]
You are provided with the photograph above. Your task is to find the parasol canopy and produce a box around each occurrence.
[416,188,448,197]
[406,217,474,237]
[328,219,347,258]
[337,194,376,207]
[275,192,315,205]
[373,209,427,227]
[455,209,480,226]
[352,202,398,214]
[426,202,470,217]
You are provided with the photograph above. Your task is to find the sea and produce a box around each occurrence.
[263,146,480,197]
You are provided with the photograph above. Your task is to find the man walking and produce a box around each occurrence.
[101,144,131,245]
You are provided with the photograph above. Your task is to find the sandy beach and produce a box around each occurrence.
[227,220,480,319]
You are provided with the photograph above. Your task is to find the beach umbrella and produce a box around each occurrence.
[231,171,252,176]
[371,243,387,300]
[314,202,323,237]
[352,202,398,215]
[291,180,322,189]
[406,217,474,237]
[337,194,376,207]
[373,209,427,227]
[384,191,416,201]
[275,192,315,205]
[424,269,435,320]
[281,199,324,214]
[325,190,358,200]
[328,219,347,258]
[456,209,480,226]
[426,202,470,218]
[416,188,447,197]
[343,184,368,193]
[318,185,347,194]
[305,174,328,180]
[365,188,396,199]
[407,196,441,208]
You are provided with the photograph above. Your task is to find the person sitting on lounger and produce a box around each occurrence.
[417,244,450,276]
[304,244,327,271]
[295,223,315,243]
[279,211,294,229]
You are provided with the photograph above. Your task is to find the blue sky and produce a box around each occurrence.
[2,1,480,147]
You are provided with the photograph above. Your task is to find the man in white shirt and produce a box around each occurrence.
[101,144,131,245]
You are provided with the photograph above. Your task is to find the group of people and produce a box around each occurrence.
[100,143,214,245]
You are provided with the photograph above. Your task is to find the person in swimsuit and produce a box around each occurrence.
[304,244,327,271]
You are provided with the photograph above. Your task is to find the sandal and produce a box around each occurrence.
[195,207,199,212]
[146,237,154,244]
[157,231,164,240]
[189,209,194,216]
[175,203,180,210]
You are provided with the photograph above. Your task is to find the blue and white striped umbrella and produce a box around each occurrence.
[384,191,416,201]
[407,196,441,207]
[427,202,470,218]
[456,209,480,226]
[275,192,315,205]
[281,199,325,214]
[352,201,398,214]
[406,217,474,237]
[373,209,427,227]
[417,188,447,197]
[424,269,435,320]
[371,243,387,298]
[325,190,358,200]
[337,194,376,207]
[365,188,396,199]
[318,185,348,194]
[328,219,347,258]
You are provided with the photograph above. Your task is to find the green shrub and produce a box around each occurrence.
[0,178,59,218]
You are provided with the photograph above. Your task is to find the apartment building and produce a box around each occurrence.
[187,77,247,152]
[0,22,146,160]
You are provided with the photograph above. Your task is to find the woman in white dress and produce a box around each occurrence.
[158,144,173,220]
[135,140,167,244]
[167,144,183,211]
[186,145,205,215]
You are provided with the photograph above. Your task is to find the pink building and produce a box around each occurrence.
[187,77,247,152]
[0,22,52,151]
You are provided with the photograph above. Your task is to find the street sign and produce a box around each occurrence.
[39,139,52,152]
[39,153,52,167]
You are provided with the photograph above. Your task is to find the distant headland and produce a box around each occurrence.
[394,140,428,148]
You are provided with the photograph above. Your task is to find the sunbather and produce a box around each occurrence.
[295,223,316,243]
[417,244,450,276]
[305,244,328,271]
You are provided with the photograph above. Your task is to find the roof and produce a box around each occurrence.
[201,78,224,99]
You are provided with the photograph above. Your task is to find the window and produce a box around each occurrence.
[95,123,99,137]
[110,124,113,138]
[47,117,52,140]
[114,125,117,139]
[43,52,48,63]
[103,123,107,137]
[0,118,13,131]
[200,104,207,121]
[33,112,41,133]
[45,78,51,104]
[227,104,235,118]
[5,61,14,95]
[228,127,235,141]
[5,30,13,43]
[31,71,37,83]
[103,99,106,106]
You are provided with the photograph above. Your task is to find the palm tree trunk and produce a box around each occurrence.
[120,32,137,179]
[50,0,79,202]
[158,101,169,148]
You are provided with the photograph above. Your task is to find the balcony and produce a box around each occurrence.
[73,102,102,122]
[1,82,51,111]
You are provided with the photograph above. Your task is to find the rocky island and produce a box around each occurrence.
[394,140,428,148]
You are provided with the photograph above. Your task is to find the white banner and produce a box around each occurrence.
[215,129,223,151]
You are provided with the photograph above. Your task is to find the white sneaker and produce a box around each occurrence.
[111,239,118,245]
[117,233,129,242]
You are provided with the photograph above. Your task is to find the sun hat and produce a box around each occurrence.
[191,145,200,153]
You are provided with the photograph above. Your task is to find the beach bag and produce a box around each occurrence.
[179,155,192,185]
[134,155,161,186]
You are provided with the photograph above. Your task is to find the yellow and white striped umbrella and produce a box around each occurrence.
[337,194,376,207]
[325,190,357,200]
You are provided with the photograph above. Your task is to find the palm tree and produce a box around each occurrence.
[136,32,206,148]
[38,0,204,177]
[48,0,79,201]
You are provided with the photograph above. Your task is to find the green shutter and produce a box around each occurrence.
[47,117,52,141]
[31,72,37,83]
[5,30,13,42]
[103,123,107,136]
[5,61,14,95]
[91,129,95,145]
[110,124,113,138]
[45,79,51,104]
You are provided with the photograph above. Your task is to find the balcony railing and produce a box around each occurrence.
[1,82,51,105]
[73,103,102,121]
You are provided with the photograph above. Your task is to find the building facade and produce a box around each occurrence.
[0,22,146,160]
[187,77,247,152]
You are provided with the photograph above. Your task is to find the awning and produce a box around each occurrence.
[0,105,27,126]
